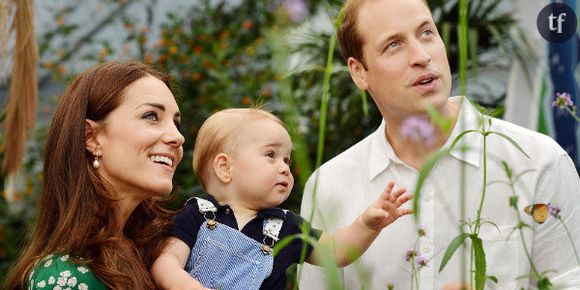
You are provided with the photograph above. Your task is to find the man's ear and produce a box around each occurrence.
[213,153,232,184]
[85,119,101,153]
[347,57,369,91]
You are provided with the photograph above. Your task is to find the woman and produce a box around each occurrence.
[5,62,185,289]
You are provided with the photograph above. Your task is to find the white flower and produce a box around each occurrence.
[78,283,88,290]
[54,286,62,290]
[44,259,53,267]
[77,267,89,274]
[60,255,69,262]
[37,280,46,288]
[48,276,56,284]
[60,271,71,278]
[57,277,67,286]
[67,277,77,287]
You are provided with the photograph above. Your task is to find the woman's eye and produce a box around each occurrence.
[174,120,183,131]
[143,111,159,121]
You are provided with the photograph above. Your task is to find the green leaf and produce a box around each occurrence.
[488,131,530,158]
[537,277,553,290]
[501,160,512,180]
[487,275,498,283]
[414,148,450,220]
[471,235,487,290]
[509,195,518,209]
[449,130,479,151]
[439,233,469,272]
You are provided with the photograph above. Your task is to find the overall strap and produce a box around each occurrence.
[195,197,217,213]
[195,197,218,229]
[262,209,288,242]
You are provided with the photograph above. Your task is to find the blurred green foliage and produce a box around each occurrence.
[0,0,516,284]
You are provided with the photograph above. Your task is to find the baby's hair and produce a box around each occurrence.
[192,108,287,190]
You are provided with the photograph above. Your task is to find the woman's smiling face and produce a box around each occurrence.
[94,75,185,200]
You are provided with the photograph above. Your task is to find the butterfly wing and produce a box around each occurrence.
[533,204,549,224]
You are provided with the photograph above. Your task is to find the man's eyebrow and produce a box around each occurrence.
[376,32,401,51]
[376,20,435,50]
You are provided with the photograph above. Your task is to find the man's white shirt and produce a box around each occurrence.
[299,96,580,290]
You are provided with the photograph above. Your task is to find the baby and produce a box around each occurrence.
[151,108,412,290]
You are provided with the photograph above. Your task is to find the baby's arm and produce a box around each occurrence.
[151,237,212,290]
[307,181,412,267]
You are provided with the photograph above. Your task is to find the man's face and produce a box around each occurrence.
[348,0,452,120]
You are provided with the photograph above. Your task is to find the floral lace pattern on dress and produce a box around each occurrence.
[27,254,106,290]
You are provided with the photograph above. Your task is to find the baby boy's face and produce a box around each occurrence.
[228,118,294,209]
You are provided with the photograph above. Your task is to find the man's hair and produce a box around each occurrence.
[337,0,429,68]
[192,108,287,191]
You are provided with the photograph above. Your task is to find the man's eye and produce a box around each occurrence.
[422,29,433,36]
[386,41,399,50]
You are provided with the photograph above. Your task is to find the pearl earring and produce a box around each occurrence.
[92,151,101,169]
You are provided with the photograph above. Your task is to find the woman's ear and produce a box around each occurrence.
[85,119,101,153]
[213,153,232,184]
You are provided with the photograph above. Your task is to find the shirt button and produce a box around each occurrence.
[421,243,432,254]
[424,193,432,202]
[225,208,231,214]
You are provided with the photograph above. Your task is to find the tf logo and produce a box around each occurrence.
[537,3,577,43]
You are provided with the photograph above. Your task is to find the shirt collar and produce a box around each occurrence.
[367,96,482,180]
[443,96,482,168]
[368,120,397,180]
[202,193,286,219]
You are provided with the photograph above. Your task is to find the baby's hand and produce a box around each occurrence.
[360,181,413,231]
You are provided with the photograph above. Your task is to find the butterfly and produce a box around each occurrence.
[524,204,549,224]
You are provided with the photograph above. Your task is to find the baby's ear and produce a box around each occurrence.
[213,153,232,184]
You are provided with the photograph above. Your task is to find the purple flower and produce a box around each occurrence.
[548,203,561,218]
[404,249,418,262]
[417,226,427,237]
[416,255,429,268]
[400,116,436,146]
[553,92,574,110]
[283,0,308,23]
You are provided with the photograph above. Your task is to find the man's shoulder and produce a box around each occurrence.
[489,116,567,157]
[316,128,378,174]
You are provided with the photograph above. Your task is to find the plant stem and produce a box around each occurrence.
[564,107,580,122]
[474,131,488,235]
[558,218,580,267]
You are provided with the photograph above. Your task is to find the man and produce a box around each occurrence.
[299,0,580,289]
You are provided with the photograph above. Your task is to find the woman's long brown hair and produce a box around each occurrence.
[5,62,177,289]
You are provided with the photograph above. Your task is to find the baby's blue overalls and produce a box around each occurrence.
[185,198,285,290]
